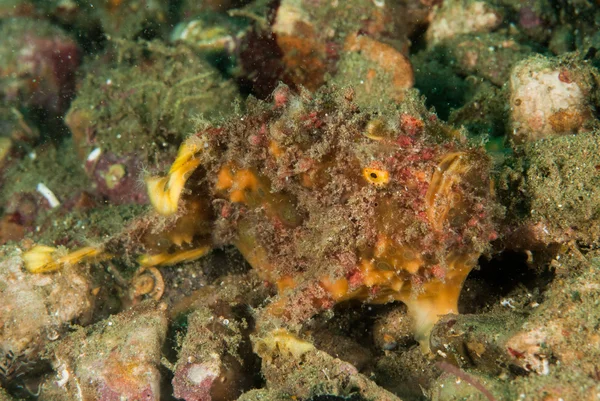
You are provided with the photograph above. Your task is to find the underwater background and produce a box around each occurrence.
[1,0,600,400]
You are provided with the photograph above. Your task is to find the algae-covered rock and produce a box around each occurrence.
[426,246,600,401]
[429,368,509,401]
[253,330,402,401]
[0,18,80,114]
[510,370,600,401]
[412,31,531,121]
[0,246,95,385]
[0,136,146,248]
[267,0,430,95]
[374,346,439,400]
[501,130,600,247]
[40,302,168,401]
[506,252,600,378]
[430,313,524,375]
[449,81,508,138]
[446,32,533,86]
[0,138,92,244]
[67,41,239,157]
[87,0,169,40]
[65,41,240,205]
[498,251,600,400]
[172,304,255,401]
[331,33,414,108]
[271,0,415,91]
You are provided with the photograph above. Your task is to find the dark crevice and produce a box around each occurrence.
[408,22,429,55]
[459,250,554,315]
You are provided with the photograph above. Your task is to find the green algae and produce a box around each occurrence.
[66,41,240,163]
[0,138,89,209]
[500,130,600,245]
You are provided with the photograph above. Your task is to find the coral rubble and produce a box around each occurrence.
[40,302,168,400]
[0,247,95,389]
[1,0,600,400]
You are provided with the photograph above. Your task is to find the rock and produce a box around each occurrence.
[0,18,80,114]
[65,41,239,205]
[509,54,599,143]
[271,0,418,92]
[374,346,440,399]
[0,247,94,385]
[500,131,600,247]
[446,33,533,86]
[426,0,503,45]
[430,314,522,376]
[172,303,255,401]
[40,302,168,401]
[253,330,402,401]
[372,304,415,351]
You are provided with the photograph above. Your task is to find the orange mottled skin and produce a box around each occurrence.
[143,85,498,348]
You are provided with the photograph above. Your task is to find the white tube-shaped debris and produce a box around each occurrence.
[37,183,61,208]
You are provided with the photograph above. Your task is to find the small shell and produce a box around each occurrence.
[131,266,165,301]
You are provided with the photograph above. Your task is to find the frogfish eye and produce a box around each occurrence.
[363,167,390,186]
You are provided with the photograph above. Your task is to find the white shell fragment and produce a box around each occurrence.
[36,183,61,208]
[87,147,102,162]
